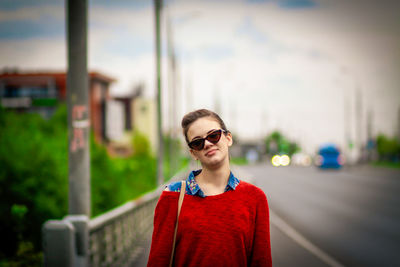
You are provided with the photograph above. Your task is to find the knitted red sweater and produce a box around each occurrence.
[147,181,272,267]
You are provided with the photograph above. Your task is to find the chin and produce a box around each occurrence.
[203,154,227,167]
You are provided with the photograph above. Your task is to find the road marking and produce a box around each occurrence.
[270,210,346,267]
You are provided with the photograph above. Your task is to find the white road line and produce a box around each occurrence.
[270,210,346,267]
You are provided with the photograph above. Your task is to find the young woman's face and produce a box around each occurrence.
[186,117,232,167]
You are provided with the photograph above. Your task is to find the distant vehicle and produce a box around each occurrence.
[315,144,344,169]
[291,153,312,167]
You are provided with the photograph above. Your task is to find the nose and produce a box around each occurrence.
[203,139,214,149]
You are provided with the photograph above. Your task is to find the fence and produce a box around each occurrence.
[42,169,188,267]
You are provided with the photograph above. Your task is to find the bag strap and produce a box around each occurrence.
[169,181,186,267]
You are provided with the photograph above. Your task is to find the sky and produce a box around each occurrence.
[1,0,399,154]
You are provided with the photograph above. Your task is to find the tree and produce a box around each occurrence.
[376,134,400,162]
[264,130,300,156]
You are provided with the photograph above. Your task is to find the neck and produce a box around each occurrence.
[197,158,231,188]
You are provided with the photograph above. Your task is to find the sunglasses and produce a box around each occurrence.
[188,129,228,151]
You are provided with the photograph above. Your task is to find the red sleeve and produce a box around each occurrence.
[147,191,179,267]
[249,189,273,267]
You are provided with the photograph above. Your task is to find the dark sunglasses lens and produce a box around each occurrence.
[189,139,204,150]
[206,130,222,143]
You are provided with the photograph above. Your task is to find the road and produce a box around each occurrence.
[240,164,400,267]
[136,164,400,267]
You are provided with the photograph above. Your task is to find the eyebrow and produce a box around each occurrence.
[191,129,218,140]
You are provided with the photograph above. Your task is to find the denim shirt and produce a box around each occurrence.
[167,169,240,198]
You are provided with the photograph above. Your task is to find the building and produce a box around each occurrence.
[107,85,158,156]
[0,70,115,144]
[132,97,157,154]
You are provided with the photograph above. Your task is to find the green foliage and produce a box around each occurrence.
[0,241,42,267]
[264,130,300,156]
[0,105,68,258]
[0,104,161,263]
[230,157,248,165]
[376,134,400,162]
[131,131,152,157]
[90,133,157,216]
[372,161,400,169]
[163,134,189,180]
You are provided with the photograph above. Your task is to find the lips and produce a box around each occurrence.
[205,149,217,156]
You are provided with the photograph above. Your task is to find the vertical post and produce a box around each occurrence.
[43,221,76,267]
[355,88,362,163]
[171,57,178,175]
[366,108,372,161]
[167,14,177,177]
[64,215,89,266]
[66,0,90,216]
[154,0,164,185]
[343,87,351,165]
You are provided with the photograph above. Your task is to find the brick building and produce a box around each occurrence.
[0,70,115,144]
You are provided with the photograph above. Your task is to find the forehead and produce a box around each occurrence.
[187,117,221,140]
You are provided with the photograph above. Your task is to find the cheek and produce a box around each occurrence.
[190,150,197,158]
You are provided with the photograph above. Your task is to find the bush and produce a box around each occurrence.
[91,133,157,216]
[265,130,300,156]
[0,104,160,262]
[0,105,68,258]
[376,134,400,162]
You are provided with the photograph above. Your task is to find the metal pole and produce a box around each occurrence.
[367,108,372,161]
[355,88,362,163]
[66,0,90,216]
[344,87,351,164]
[167,14,178,177]
[154,0,164,185]
[167,14,173,178]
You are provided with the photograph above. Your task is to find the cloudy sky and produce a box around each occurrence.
[1,0,399,153]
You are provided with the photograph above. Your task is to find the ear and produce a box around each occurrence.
[226,132,233,147]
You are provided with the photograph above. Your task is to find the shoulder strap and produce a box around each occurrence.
[169,181,186,267]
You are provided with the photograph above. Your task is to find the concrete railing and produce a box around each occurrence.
[42,169,188,267]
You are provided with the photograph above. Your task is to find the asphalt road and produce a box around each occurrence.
[240,164,400,267]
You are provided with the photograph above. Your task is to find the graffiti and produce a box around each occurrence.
[70,105,89,152]
[71,128,85,152]
[73,105,87,119]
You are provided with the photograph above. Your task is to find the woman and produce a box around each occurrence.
[147,109,272,267]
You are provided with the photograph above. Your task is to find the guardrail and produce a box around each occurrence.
[42,169,188,267]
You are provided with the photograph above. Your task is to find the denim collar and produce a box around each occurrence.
[186,169,240,198]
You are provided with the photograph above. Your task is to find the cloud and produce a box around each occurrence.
[278,0,317,9]
[0,19,64,40]
[92,0,151,10]
[0,0,399,148]
[0,5,63,22]
[0,5,64,39]
[0,0,62,10]
[0,37,66,69]
[236,16,268,43]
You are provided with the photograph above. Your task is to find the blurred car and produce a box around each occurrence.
[315,143,345,169]
[291,153,312,167]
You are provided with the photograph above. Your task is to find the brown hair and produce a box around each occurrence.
[181,109,228,143]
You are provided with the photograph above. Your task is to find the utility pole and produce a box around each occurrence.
[344,87,352,164]
[66,0,90,216]
[366,108,372,161]
[167,14,179,177]
[355,87,363,163]
[154,0,164,185]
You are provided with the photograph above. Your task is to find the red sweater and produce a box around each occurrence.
[147,181,272,267]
